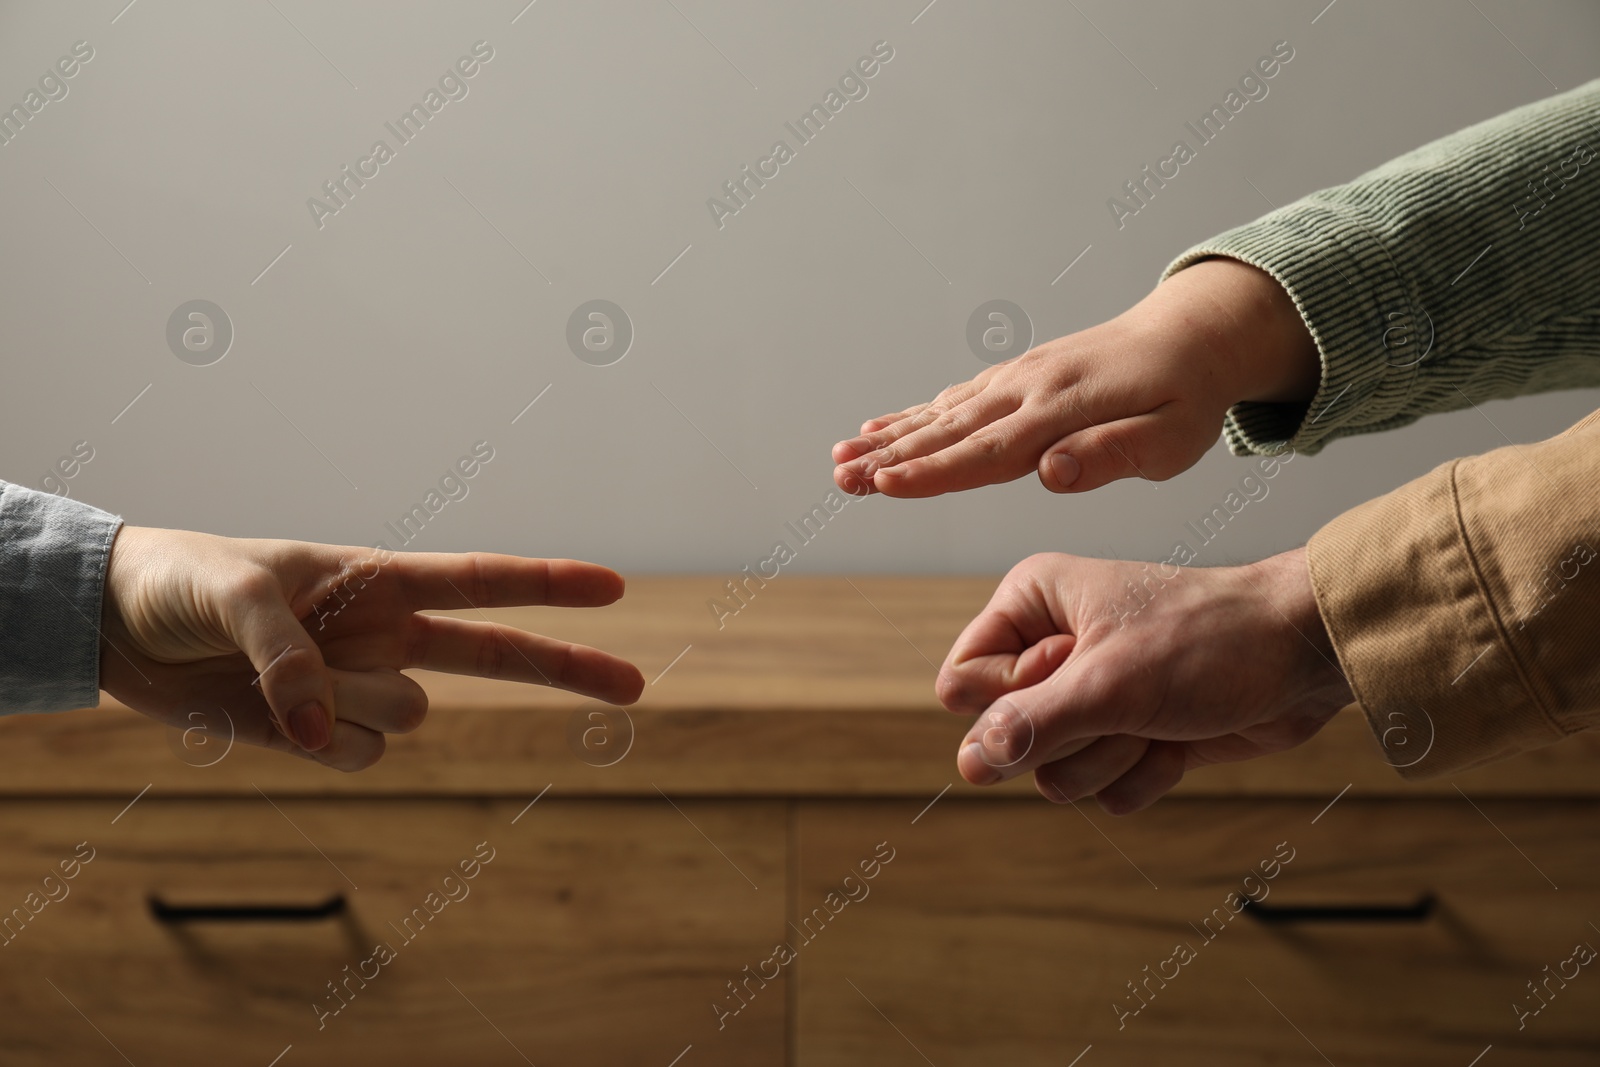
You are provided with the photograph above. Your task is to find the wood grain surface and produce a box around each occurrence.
[8,578,1598,798]
[795,798,1600,1066]
[0,798,784,1066]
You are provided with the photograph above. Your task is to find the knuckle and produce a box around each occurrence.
[264,643,324,683]
[964,429,1006,459]
[1013,551,1061,578]
[228,566,280,605]
[1036,764,1081,803]
[551,642,576,689]
[977,703,1034,766]
[469,552,493,608]
[399,616,431,670]
[934,667,968,710]
[1085,426,1144,477]
[1078,423,1115,453]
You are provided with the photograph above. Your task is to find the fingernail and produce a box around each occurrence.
[961,742,1002,786]
[1049,452,1080,489]
[837,467,872,496]
[287,701,331,751]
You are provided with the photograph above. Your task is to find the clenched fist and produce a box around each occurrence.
[936,548,1353,813]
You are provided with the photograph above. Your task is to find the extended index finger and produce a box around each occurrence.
[393,553,626,611]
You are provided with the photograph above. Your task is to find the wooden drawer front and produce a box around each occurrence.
[0,798,784,1066]
[795,799,1600,1066]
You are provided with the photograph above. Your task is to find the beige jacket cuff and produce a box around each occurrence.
[1307,407,1600,778]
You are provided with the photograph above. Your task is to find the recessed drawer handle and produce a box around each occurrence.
[148,893,347,924]
[1241,893,1435,924]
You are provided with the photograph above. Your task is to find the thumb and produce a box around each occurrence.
[956,653,1124,785]
[226,574,336,751]
[937,631,1074,715]
[1038,410,1187,494]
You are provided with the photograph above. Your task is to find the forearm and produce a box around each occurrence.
[1129,256,1320,409]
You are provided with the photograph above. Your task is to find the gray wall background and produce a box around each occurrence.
[2,0,1597,575]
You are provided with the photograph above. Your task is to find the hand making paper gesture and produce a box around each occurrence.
[832,257,1320,499]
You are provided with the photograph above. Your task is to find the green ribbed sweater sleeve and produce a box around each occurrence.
[1161,77,1600,456]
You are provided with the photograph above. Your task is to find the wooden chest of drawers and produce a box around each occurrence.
[1,578,1596,1064]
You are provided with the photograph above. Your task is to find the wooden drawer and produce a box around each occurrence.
[795,798,1600,1066]
[7,578,1600,1064]
[0,798,785,1066]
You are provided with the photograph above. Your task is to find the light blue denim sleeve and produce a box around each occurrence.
[0,480,123,713]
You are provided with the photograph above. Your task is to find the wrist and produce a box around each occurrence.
[101,524,145,631]
[1141,257,1321,407]
[1245,546,1353,708]
[98,524,127,695]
